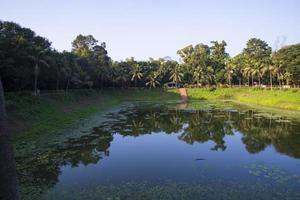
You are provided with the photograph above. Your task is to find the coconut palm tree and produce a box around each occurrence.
[131,64,143,87]
[262,63,276,90]
[62,52,79,93]
[169,65,183,87]
[242,67,252,86]
[284,72,292,86]
[116,74,129,88]
[272,60,285,88]
[146,73,160,88]
[193,66,204,87]
[251,63,265,87]
[206,66,216,86]
[28,47,50,96]
[224,60,235,86]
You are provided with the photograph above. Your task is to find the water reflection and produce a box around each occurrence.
[14,102,300,199]
[103,103,300,157]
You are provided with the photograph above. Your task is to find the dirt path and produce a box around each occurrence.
[178,88,188,103]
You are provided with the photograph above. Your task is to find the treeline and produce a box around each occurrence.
[0,20,300,94]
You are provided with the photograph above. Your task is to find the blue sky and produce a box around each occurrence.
[1,0,299,61]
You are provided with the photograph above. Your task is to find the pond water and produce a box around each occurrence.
[15,101,300,200]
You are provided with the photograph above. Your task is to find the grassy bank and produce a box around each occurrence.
[7,87,300,139]
[185,87,300,111]
[6,89,179,138]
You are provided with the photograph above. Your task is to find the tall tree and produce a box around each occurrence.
[72,34,97,58]
[224,59,235,86]
[227,54,244,86]
[131,63,143,87]
[91,43,111,88]
[210,40,229,84]
[242,38,272,86]
[169,64,183,87]
[272,44,300,87]
[61,51,79,93]
[28,36,51,95]
[146,73,160,88]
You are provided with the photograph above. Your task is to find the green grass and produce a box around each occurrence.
[6,89,179,139]
[185,87,300,111]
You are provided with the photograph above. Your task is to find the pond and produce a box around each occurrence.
[15,101,300,200]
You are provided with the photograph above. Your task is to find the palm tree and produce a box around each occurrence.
[129,120,144,136]
[231,54,244,87]
[146,73,160,88]
[262,64,276,90]
[169,65,183,87]
[272,58,285,88]
[29,47,50,96]
[116,74,129,88]
[252,67,263,86]
[206,66,215,86]
[284,72,292,86]
[224,60,235,86]
[251,62,265,87]
[131,64,143,87]
[193,66,204,87]
[242,56,255,86]
[62,52,78,93]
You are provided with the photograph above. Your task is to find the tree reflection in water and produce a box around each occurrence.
[14,103,300,199]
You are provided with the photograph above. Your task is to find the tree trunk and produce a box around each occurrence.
[251,75,254,87]
[66,77,70,94]
[135,78,137,88]
[101,76,104,89]
[277,73,281,89]
[34,63,39,96]
[270,71,272,90]
[56,71,60,91]
[0,78,20,200]
[248,76,250,86]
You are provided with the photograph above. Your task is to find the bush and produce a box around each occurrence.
[209,86,217,91]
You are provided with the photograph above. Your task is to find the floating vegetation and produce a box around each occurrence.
[245,163,300,187]
[14,103,300,200]
[39,180,300,200]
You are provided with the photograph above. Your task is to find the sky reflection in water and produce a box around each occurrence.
[15,102,300,200]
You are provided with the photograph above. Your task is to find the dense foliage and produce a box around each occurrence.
[1,21,300,93]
